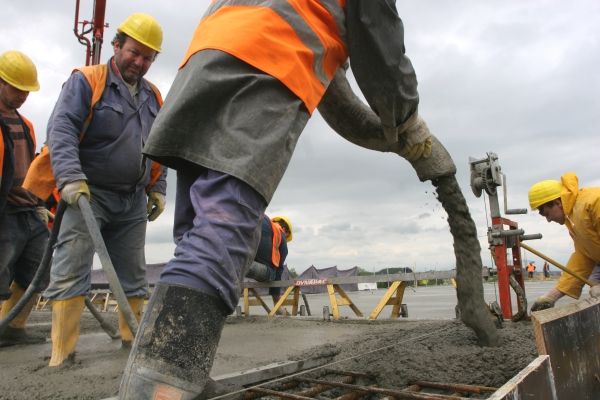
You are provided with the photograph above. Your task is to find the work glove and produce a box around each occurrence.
[590,284,600,299]
[61,180,90,207]
[35,206,54,226]
[147,191,165,221]
[395,113,433,162]
[530,295,556,312]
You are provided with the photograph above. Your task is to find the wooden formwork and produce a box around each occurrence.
[488,355,556,399]
[531,297,600,399]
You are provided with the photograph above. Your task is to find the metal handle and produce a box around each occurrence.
[520,242,595,286]
[78,196,139,335]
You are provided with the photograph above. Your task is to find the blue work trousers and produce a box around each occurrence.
[44,186,149,300]
[161,168,266,313]
[0,208,49,299]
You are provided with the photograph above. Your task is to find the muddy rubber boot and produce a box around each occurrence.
[119,283,228,400]
[118,297,145,348]
[0,282,47,347]
[49,296,85,367]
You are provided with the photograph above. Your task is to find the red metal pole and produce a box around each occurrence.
[91,0,107,65]
[492,217,512,319]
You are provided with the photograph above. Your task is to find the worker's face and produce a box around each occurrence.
[0,80,29,111]
[538,200,565,225]
[113,37,157,84]
[277,221,289,237]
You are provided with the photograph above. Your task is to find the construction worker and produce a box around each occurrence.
[120,2,445,398]
[246,215,292,306]
[526,261,536,279]
[0,50,49,347]
[528,173,600,311]
[37,13,167,367]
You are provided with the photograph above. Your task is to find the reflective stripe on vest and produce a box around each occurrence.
[181,0,348,112]
[271,220,285,268]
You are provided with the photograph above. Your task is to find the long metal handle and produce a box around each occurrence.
[78,196,139,335]
[520,242,595,286]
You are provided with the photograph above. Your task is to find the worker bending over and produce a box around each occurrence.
[528,172,600,311]
[26,13,167,367]
[120,1,446,398]
[0,51,49,346]
[246,215,292,307]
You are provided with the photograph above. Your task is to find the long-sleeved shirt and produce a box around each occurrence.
[48,59,166,194]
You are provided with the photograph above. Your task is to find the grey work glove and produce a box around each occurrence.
[61,180,90,207]
[530,295,556,312]
[35,206,54,226]
[590,284,600,299]
[394,113,433,162]
[147,192,165,221]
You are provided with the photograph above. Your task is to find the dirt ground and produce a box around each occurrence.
[0,310,538,400]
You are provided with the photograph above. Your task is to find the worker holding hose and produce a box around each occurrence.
[119,1,456,398]
[0,50,50,347]
[32,13,167,367]
[528,173,600,311]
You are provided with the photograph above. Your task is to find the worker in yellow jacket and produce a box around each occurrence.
[120,2,448,398]
[528,172,600,311]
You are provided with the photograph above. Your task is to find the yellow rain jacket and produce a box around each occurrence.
[557,172,600,298]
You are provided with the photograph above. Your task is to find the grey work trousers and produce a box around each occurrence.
[44,186,149,300]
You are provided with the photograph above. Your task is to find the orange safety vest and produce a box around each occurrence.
[23,64,164,200]
[0,115,36,183]
[526,263,535,273]
[271,220,285,268]
[181,0,348,113]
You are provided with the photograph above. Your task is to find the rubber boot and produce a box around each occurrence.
[118,297,145,348]
[119,283,228,400]
[0,282,47,347]
[48,296,85,367]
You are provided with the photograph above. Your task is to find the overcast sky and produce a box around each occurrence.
[4,1,600,275]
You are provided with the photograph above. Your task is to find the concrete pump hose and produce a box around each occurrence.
[0,200,66,333]
[317,69,456,182]
[78,196,139,335]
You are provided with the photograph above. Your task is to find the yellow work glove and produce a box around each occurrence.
[61,180,90,207]
[530,295,556,312]
[147,192,165,221]
[35,206,54,226]
[396,113,433,162]
[590,284,600,299]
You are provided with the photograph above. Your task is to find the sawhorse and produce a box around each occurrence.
[368,281,408,320]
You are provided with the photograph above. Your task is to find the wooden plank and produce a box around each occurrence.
[531,297,600,399]
[242,270,485,289]
[213,356,333,388]
[487,355,557,400]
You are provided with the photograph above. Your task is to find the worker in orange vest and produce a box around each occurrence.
[0,50,50,347]
[25,13,167,368]
[246,215,292,307]
[526,261,536,279]
[120,2,448,398]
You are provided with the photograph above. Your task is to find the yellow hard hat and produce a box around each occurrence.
[117,13,163,52]
[272,216,293,242]
[0,50,39,92]
[528,179,562,210]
